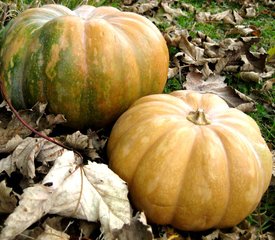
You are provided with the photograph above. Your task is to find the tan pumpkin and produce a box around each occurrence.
[107,90,272,231]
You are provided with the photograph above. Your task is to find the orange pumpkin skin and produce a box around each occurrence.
[107,90,272,231]
[0,5,169,129]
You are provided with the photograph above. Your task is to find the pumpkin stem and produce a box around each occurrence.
[186,108,211,125]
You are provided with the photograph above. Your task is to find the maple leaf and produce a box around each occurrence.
[0,150,131,240]
[0,137,64,177]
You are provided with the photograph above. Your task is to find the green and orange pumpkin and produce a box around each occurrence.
[0,4,169,128]
[108,90,272,231]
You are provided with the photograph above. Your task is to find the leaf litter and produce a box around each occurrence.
[0,0,275,239]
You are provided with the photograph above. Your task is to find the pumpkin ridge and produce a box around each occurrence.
[129,125,197,225]
[125,121,187,188]
[205,127,232,228]
[211,123,268,227]
[170,130,197,226]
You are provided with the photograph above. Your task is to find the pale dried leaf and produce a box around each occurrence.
[243,6,257,18]
[0,150,131,239]
[209,86,255,111]
[36,141,64,164]
[0,185,53,240]
[0,137,65,178]
[0,103,65,146]
[47,151,131,237]
[0,135,23,153]
[113,212,153,240]
[0,156,15,176]
[124,0,158,14]
[65,131,88,150]
[202,229,220,240]
[36,225,70,240]
[0,180,17,213]
[183,73,226,91]
[226,25,255,36]
[262,78,275,90]
[181,3,195,13]
[161,2,186,18]
[235,102,255,113]
[13,138,46,178]
[239,72,261,82]
[196,10,243,25]
[179,35,205,65]
[168,67,179,79]
[45,114,67,127]
[86,130,107,160]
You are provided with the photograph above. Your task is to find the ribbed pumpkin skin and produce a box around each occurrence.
[0,5,169,128]
[107,90,272,231]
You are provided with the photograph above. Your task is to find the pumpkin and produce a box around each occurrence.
[107,90,272,231]
[0,4,169,128]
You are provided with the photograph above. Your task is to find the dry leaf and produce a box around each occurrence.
[123,0,158,14]
[86,130,107,160]
[179,34,205,65]
[239,71,261,82]
[0,135,23,153]
[0,137,64,178]
[226,25,258,37]
[183,73,227,91]
[36,225,70,240]
[161,2,186,18]
[0,102,65,146]
[0,151,131,240]
[0,180,17,213]
[202,229,220,240]
[168,67,179,79]
[182,73,255,111]
[181,3,195,13]
[196,10,243,25]
[65,131,88,150]
[113,212,153,240]
[262,78,275,91]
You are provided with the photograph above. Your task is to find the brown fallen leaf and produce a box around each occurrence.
[0,102,66,147]
[196,10,243,25]
[183,72,227,91]
[36,225,70,240]
[262,78,275,91]
[65,131,88,150]
[161,2,186,19]
[183,72,255,111]
[0,180,17,213]
[0,137,64,177]
[113,212,153,240]
[239,3,257,18]
[168,67,179,79]
[239,71,261,82]
[123,0,159,15]
[226,25,260,37]
[181,3,195,13]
